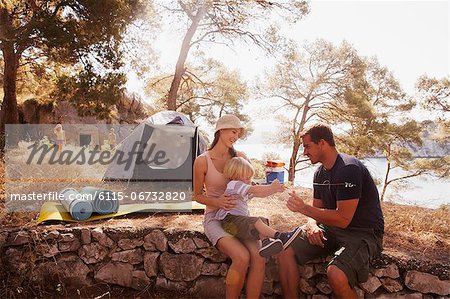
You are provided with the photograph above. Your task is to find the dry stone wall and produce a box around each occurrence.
[0,227,449,298]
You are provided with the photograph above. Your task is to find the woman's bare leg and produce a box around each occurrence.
[242,239,266,299]
[217,236,250,299]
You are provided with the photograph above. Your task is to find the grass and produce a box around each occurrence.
[0,148,449,265]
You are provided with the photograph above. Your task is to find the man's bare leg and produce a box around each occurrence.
[327,265,358,299]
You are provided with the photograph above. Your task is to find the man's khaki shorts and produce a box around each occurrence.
[290,224,383,287]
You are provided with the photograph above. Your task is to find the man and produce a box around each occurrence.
[278,124,384,299]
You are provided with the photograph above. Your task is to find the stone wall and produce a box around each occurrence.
[1,227,449,298]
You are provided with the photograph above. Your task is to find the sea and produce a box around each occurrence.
[236,143,450,209]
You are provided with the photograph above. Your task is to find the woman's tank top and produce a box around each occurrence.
[200,151,229,213]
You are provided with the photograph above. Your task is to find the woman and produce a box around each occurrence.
[193,115,265,299]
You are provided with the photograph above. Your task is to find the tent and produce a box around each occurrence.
[103,111,207,183]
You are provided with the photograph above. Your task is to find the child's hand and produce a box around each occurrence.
[270,179,287,193]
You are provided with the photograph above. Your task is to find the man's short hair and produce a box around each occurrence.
[301,124,336,146]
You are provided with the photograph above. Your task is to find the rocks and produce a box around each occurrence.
[144,230,168,251]
[262,280,274,295]
[405,270,450,296]
[1,226,449,298]
[80,228,91,244]
[299,264,316,279]
[36,243,59,257]
[78,242,109,264]
[31,255,90,287]
[95,262,133,288]
[159,252,204,281]
[373,264,400,279]
[91,228,115,248]
[316,279,332,294]
[265,260,279,281]
[59,233,76,242]
[131,270,151,290]
[192,276,226,298]
[201,262,228,276]
[118,238,143,250]
[111,248,143,264]
[43,230,60,240]
[299,277,318,294]
[360,273,382,293]
[381,277,403,293]
[58,236,81,252]
[7,231,30,245]
[143,252,159,278]
[0,232,8,248]
[4,248,35,275]
[370,292,423,299]
[195,247,228,262]
[193,237,210,248]
[168,237,196,253]
[155,276,188,291]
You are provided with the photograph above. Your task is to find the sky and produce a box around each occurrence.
[126,0,449,147]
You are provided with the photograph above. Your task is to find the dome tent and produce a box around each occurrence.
[103,111,207,183]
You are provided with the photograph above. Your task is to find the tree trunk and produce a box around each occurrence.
[381,160,391,201]
[288,139,301,182]
[167,5,207,111]
[0,42,19,137]
[0,7,20,145]
[287,104,310,182]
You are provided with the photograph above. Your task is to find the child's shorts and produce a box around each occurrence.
[221,214,269,240]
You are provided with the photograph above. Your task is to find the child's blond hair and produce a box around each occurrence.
[223,157,254,181]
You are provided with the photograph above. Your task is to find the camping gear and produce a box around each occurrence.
[59,188,93,220]
[265,160,286,184]
[37,201,206,223]
[103,111,207,183]
[80,186,119,214]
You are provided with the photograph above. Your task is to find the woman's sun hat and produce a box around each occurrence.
[214,114,245,138]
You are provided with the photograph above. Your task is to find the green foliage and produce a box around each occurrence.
[161,0,309,110]
[416,75,450,113]
[261,39,368,181]
[146,57,251,129]
[0,0,154,125]
[53,66,126,119]
[262,152,282,163]
[250,158,266,180]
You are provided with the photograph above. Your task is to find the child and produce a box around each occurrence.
[216,157,302,257]
[53,124,66,154]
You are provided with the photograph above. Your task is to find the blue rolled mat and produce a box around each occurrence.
[79,186,120,215]
[59,188,93,220]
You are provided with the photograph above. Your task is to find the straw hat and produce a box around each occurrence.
[214,114,245,138]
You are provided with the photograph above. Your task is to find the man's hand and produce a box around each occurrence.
[305,222,327,248]
[287,190,306,213]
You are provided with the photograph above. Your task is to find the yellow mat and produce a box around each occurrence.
[37,201,205,223]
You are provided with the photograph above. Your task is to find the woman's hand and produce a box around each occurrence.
[217,194,237,210]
